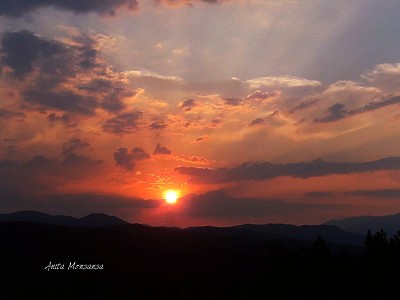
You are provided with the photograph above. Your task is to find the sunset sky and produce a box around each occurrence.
[1,0,400,226]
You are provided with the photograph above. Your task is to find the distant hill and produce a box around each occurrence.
[324,213,400,236]
[0,211,127,227]
[186,223,364,246]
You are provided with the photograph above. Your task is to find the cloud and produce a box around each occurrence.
[314,96,400,123]
[0,154,103,200]
[179,98,198,112]
[289,98,319,113]
[47,113,75,128]
[22,89,99,115]
[314,103,347,123]
[179,189,331,218]
[248,118,265,126]
[224,97,242,106]
[0,0,139,18]
[246,90,273,100]
[304,191,334,198]
[153,143,172,155]
[154,0,226,7]
[247,76,322,89]
[149,121,168,130]
[114,147,149,170]
[0,108,25,119]
[103,111,142,134]
[192,136,208,143]
[1,30,135,115]
[0,30,66,79]
[62,138,90,157]
[175,157,400,184]
[174,155,209,164]
[344,189,400,198]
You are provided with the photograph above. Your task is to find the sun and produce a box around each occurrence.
[164,190,179,204]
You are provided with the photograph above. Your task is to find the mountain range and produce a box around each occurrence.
[0,210,127,227]
[325,213,400,236]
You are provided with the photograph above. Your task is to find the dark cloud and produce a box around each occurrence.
[314,103,347,123]
[344,189,400,198]
[47,113,76,128]
[314,96,400,123]
[0,108,25,119]
[0,30,66,79]
[348,95,400,115]
[0,154,103,201]
[1,30,134,115]
[149,121,168,130]
[5,145,18,157]
[246,90,273,100]
[304,191,334,198]
[175,157,400,184]
[153,143,171,155]
[48,113,70,123]
[224,97,242,106]
[154,0,225,6]
[60,139,101,166]
[193,136,208,143]
[248,118,265,126]
[22,89,99,115]
[180,98,198,112]
[180,190,331,218]
[289,98,319,113]
[0,192,161,219]
[103,111,142,134]
[114,147,149,170]
[0,0,139,18]
[78,78,136,113]
[62,138,90,157]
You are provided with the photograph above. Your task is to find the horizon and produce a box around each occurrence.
[1,0,400,227]
[1,208,400,230]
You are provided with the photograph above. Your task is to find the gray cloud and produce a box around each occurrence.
[314,103,347,123]
[289,98,319,113]
[248,118,265,126]
[149,121,168,130]
[113,147,149,170]
[304,191,334,198]
[344,189,400,198]
[153,143,171,155]
[180,98,198,112]
[180,189,332,218]
[0,154,103,200]
[1,30,134,115]
[314,96,400,123]
[0,108,25,119]
[224,97,242,106]
[175,157,400,184]
[22,89,99,115]
[103,111,142,134]
[62,138,90,157]
[0,0,139,18]
[0,30,66,79]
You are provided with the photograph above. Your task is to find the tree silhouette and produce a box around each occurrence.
[364,229,388,259]
[312,235,331,261]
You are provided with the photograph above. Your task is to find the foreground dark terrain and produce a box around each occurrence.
[1,212,400,299]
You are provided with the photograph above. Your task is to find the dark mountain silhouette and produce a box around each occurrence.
[324,212,400,236]
[1,220,398,299]
[3,211,400,299]
[186,223,364,246]
[0,211,127,227]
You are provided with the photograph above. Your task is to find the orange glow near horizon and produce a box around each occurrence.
[164,190,179,204]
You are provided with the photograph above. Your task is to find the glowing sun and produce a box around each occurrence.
[164,190,179,204]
